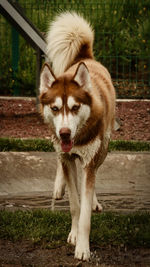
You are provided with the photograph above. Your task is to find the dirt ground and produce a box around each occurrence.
[0,98,150,267]
[0,239,150,267]
[0,98,150,141]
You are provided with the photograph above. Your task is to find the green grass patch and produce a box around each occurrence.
[0,210,150,248]
[109,140,150,152]
[0,138,149,152]
[0,138,54,152]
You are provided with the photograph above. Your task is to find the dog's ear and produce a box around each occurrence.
[39,63,56,93]
[74,62,91,91]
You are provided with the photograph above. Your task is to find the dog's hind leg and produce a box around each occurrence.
[92,190,103,212]
[53,158,66,200]
[62,159,80,246]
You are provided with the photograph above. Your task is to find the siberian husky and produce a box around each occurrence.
[39,12,116,261]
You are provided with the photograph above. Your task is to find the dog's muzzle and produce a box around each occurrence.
[59,128,73,152]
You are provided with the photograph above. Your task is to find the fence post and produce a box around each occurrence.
[36,48,43,105]
[11,0,19,96]
[12,26,19,96]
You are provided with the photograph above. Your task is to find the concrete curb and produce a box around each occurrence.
[0,151,150,213]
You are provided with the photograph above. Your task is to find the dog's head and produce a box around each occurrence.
[39,62,92,152]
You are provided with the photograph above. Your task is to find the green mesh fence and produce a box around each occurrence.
[0,0,150,98]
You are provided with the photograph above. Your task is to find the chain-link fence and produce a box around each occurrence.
[0,0,150,98]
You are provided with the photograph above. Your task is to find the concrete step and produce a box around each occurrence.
[0,151,150,213]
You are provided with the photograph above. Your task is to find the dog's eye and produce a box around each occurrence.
[72,105,80,111]
[51,106,59,112]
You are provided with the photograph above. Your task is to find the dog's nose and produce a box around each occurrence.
[59,128,71,140]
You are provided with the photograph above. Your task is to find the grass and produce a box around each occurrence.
[0,137,149,152]
[0,138,55,152]
[0,210,150,248]
[108,139,150,152]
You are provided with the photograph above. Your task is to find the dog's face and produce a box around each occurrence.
[39,63,92,152]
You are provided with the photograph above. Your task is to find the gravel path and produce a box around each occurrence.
[0,98,150,141]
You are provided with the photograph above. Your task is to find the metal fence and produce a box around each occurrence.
[0,0,150,98]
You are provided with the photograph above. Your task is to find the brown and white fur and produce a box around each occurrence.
[39,12,116,261]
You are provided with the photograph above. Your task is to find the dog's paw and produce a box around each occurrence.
[92,200,103,212]
[67,230,77,246]
[53,185,65,200]
[75,245,90,261]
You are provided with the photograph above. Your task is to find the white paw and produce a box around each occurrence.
[53,185,65,200]
[67,229,77,246]
[75,245,90,261]
[92,201,103,212]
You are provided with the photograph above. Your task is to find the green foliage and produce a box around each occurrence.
[0,210,71,244]
[0,138,54,152]
[0,138,149,152]
[0,0,150,98]
[91,212,150,248]
[0,210,150,248]
[109,140,150,152]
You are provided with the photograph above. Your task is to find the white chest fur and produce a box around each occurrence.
[54,136,101,167]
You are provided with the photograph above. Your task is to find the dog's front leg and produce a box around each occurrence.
[53,158,66,200]
[75,167,95,261]
[62,159,80,246]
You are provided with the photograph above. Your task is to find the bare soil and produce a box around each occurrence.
[0,98,150,141]
[0,240,150,267]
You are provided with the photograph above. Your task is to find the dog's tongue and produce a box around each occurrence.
[61,140,73,153]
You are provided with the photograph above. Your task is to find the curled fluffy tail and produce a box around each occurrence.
[46,12,94,76]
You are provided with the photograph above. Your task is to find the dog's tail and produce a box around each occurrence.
[46,12,94,76]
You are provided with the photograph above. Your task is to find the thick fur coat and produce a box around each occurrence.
[39,12,116,261]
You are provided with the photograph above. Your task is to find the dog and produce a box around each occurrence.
[39,12,116,261]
